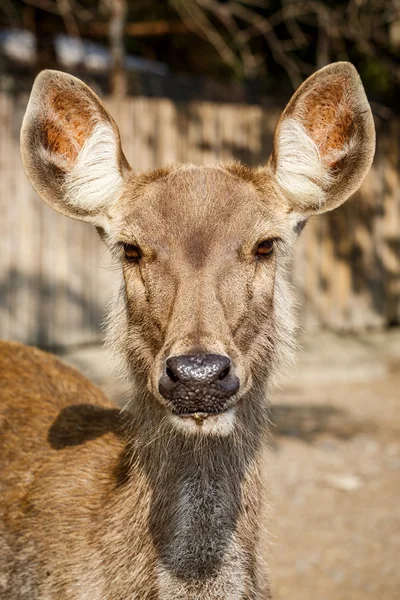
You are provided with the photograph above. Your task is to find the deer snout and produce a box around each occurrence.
[158,354,240,415]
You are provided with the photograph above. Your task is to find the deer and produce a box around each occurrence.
[0,62,375,599]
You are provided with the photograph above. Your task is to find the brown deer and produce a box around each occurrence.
[0,63,375,599]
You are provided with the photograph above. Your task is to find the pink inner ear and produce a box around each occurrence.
[41,89,96,170]
[300,79,354,167]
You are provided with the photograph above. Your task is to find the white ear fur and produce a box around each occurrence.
[64,122,123,213]
[274,118,333,209]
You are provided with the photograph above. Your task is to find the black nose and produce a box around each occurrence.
[158,354,240,415]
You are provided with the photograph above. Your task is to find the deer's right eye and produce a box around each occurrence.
[123,243,142,261]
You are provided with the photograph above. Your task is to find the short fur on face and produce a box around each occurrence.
[105,164,297,417]
[21,63,375,434]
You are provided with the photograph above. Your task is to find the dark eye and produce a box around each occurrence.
[256,239,274,258]
[123,243,142,261]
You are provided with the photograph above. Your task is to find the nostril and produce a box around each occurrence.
[166,367,179,383]
[218,366,230,380]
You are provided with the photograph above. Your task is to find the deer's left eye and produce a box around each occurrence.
[256,239,274,258]
[123,243,142,261]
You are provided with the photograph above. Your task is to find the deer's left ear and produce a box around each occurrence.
[269,62,375,216]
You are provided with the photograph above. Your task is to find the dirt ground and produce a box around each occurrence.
[62,329,400,600]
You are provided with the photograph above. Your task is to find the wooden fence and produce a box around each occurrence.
[0,93,399,349]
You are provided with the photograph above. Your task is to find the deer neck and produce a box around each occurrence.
[120,388,268,599]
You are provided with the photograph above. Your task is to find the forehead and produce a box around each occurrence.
[118,165,287,246]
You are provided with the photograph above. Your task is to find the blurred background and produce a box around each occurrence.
[0,1,399,599]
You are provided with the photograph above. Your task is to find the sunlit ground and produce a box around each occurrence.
[268,330,400,600]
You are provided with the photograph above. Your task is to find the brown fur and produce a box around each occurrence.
[0,63,375,599]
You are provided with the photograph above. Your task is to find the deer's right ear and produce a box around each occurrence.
[20,70,130,230]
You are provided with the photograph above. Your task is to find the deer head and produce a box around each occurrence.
[21,63,375,436]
